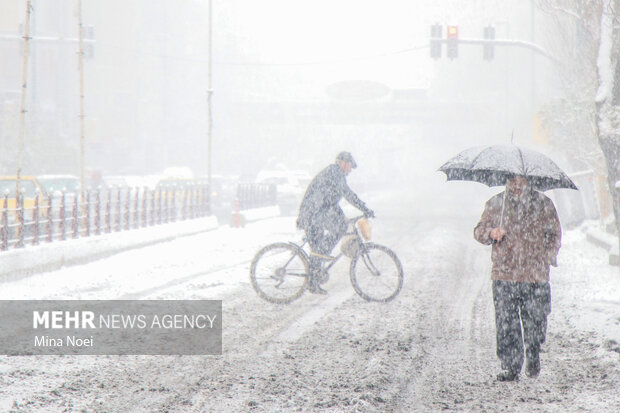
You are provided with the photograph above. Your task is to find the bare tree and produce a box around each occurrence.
[594,0,620,257]
[537,0,620,250]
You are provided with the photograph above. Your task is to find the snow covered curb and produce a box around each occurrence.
[0,216,219,279]
[230,205,281,227]
[585,227,620,266]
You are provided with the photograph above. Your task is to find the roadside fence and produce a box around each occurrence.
[0,183,210,251]
[236,182,277,210]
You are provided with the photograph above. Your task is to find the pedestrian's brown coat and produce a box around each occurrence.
[474,189,561,283]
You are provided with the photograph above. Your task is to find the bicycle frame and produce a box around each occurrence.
[250,213,403,303]
[288,215,369,276]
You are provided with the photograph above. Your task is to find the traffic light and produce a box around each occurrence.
[83,43,94,59]
[446,25,458,59]
[430,24,442,59]
[483,25,495,60]
[82,25,95,59]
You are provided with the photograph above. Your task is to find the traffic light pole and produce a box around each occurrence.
[431,37,557,64]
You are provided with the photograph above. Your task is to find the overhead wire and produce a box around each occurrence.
[81,41,430,66]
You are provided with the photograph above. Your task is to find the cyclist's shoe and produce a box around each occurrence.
[307,279,328,295]
[308,285,327,295]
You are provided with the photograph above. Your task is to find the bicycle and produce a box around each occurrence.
[250,215,404,304]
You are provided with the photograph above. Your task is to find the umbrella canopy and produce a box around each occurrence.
[439,145,578,191]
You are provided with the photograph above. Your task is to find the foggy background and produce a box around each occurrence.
[0,0,563,212]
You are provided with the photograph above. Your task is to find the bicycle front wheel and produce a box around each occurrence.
[350,243,403,302]
[250,242,310,304]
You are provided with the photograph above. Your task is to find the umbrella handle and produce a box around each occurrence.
[491,190,507,246]
[499,189,506,228]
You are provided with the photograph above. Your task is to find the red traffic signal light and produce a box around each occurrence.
[446,25,458,59]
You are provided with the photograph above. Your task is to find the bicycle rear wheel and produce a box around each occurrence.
[350,243,403,302]
[250,242,310,304]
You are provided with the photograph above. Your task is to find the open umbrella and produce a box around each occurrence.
[438,144,578,191]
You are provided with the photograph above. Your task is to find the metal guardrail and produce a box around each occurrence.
[236,183,277,210]
[0,184,210,252]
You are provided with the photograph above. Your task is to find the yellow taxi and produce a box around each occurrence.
[0,176,48,212]
[0,176,49,241]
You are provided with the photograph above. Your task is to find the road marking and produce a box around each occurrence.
[262,282,355,354]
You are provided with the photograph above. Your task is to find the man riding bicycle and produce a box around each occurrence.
[296,151,374,294]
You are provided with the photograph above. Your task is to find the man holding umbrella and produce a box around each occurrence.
[439,144,576,382]
[474,175,561,381]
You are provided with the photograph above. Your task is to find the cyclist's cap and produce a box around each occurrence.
[336,151,357,168]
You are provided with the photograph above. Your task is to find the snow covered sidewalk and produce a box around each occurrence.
[0,217,219,279]
[555,225,620,352]
[583,222,620,266]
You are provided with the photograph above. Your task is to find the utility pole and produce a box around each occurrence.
[207,0,213,192]
[77,0,86,193]
[30,0,38,121]
[530,0,536,140]
[17,0,33,193]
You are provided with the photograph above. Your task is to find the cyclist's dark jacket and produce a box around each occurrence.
[296,163,369,231]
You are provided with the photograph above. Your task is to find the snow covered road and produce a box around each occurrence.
[0,194,618,412]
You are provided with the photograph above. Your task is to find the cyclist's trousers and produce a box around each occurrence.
[305,210,347,276]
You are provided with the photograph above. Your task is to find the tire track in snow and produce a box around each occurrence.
[392,224,493,411]
[261,284,356,354]
[117,259,253,299]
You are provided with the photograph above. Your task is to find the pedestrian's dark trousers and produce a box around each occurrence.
[305,208,347,277]
[492,280,551,373]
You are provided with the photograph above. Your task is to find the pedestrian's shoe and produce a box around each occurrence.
[525,353,541,378]
[496,369,519,382]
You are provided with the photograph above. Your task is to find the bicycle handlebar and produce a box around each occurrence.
[348,214,371,223]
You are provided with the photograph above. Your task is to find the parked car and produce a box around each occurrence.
[154,177,209,217]
[255,169,310,216]
[37,174,80,196]
[162,167,194,180]
[290,170,312,189]
[0,176,48,210]
[102,175,158,191]
[155,177,209,194]
[209,175,239,219]
[0,176,48,239]
[37,174,81,222]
